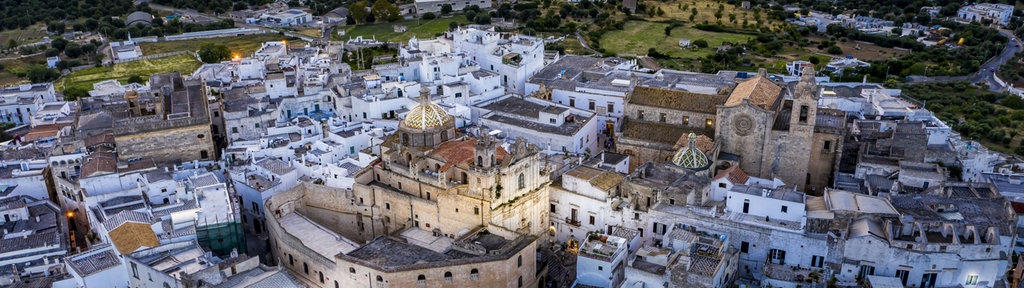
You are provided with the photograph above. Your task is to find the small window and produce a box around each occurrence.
[705,118,714,129]
[385,203,391,210]
[659,113,666,123]
[822,140,832,151]
[444,271,452,283]
[589,215,595,225]
[607,102,614,113]
[718,183,727,188]
[470,268,479,280]
[517,255,522,267]
[598,266,603,271]
[588,100,595,110]
[549,204,556,213]
[966,275,979,285]
[549,118,556,124]
[799,105,809,123]
[740,241,749,253]
[682,116,689,125]
[637,110,645,120]
[350,267,356,273]
[781,206,788,213]
[255,122,261,128]
[197,134,205,139]
[811,255,824,268]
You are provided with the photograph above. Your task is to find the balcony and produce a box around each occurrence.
[565,217,581,227]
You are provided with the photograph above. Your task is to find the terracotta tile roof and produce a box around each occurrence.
[23,123,68,142]
[725,76,781,109]
[81,152,117,178]
[429,138,508,171]
[108,222,159,254]
[590,171,624,191]
[619,118,713,146]
[712,165,750,184]
[84,131,115,148]
[673,133,714,153]
[564,164,624,191]
[629,86,726,114]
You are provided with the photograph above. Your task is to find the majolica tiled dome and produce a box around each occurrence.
[404,102,452,129]
[672,133,710,169]
[404,87,453,129]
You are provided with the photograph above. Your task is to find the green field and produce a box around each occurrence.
[140,34,305,56]
[336,15,468,43]
[600,21,754,58]
[647,0,782,30]
[0,54,47,86]
[56,53,202,93]
[560,38,591,55]
[0,25,47,49]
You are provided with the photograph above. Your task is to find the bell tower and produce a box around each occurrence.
[774,65,820,190]
[789,66,819,130]
[474,128,497,169]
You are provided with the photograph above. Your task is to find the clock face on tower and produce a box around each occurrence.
[733,114,753,136]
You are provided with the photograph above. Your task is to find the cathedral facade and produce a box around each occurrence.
[357,87,551,238]
[715,67,845,193]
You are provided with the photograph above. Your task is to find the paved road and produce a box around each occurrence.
[909,29,1021,91]
[574,31,600,56]
[975,29,1021,91]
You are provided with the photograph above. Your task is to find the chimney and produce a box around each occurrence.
[35,216,40,222]
[756,68,768,78]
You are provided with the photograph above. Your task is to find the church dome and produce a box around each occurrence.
[403,86,453,130]
[672,133,710,169]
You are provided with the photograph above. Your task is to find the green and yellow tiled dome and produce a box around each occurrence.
[404,102,452,129]
[672,133,709,169]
